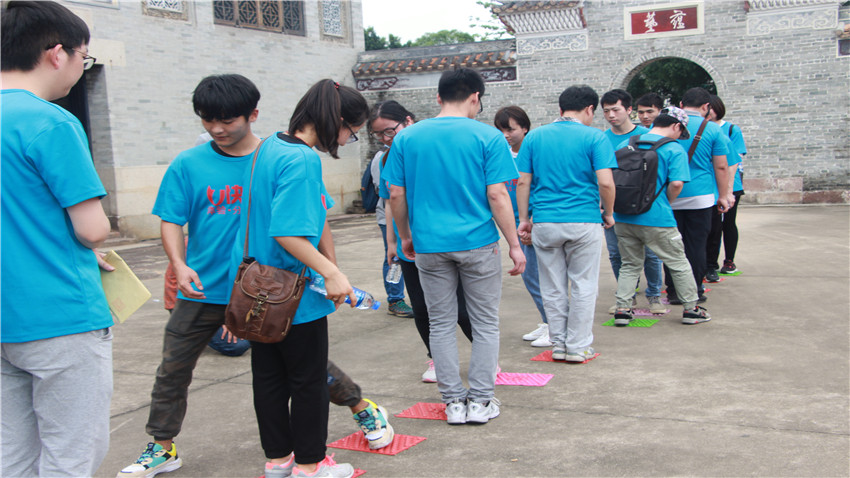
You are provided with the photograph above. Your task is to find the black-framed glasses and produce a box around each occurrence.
[345,124,358,144]
[45,44,96,70]
[371,121,403,141]
[73,49,96,70]
[478,92,485,114]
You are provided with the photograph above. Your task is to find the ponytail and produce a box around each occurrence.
[289,79,368,159]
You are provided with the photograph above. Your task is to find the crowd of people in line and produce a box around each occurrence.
[1,2,746,477]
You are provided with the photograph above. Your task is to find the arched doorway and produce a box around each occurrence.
[623,57,716,107]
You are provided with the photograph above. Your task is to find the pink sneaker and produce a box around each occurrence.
[290,454,353,478]
[421,359,436,383]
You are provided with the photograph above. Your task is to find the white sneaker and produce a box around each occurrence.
[530,330,552,347]
[421,359,436,383]
[466,398,501,424]
[522,323,548,341]
[445,398,467,425]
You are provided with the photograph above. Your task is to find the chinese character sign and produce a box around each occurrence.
[630,6,699,35]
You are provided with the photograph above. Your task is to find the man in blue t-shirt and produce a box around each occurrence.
[611,107,712,326]
[1,3,113,476]
[385,68,525,426]
[664,87,731,305]
[600,89,665,315]
[516,85,616,364]
[118,74,262,478]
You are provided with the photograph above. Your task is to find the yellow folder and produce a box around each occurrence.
[100,250,151,323]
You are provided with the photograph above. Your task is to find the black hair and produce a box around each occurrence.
[636,92,664,110]
[369,100,416,131]
[494,105,531,132]
[652,114,681,129]
[681,87,712,108]
[600,89,633,109]
[1,1,90,72]
[559,85,599,113]
[708,94,726,120]
[192,74,260,121]
[289,79,368,159]
[437,67,485,104]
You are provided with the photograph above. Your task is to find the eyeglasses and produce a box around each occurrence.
[370,121,403,141]
[73,49,96,70]
[345,124,359,144]
[478,92,485,114]
[45,44,96,70]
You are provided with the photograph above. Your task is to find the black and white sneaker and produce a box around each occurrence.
[682,306,711,325]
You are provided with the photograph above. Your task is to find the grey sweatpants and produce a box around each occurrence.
[1,328,113,478]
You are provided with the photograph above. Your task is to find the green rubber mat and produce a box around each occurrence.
[602,318,659,327]
[718,271,742,276]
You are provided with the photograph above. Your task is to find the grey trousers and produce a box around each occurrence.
[614,222,698,310]
[2,328,113,478]
[532,223,603,354]
[415,242,502,403]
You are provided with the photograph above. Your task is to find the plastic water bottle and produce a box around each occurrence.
[386,257,402,284]
[308,275,380,310]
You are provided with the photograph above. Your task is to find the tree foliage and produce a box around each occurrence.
[627,58,716,106]
[468,0,512,40]
[410,29,476,47]
[365,26,411,50]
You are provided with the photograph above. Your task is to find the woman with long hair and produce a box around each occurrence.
[233,79,368,478]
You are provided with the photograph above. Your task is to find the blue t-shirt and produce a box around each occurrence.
[721,122,747,192]
[516,120,617,223]
[676,114,727,200]
[1,89,112,342]
[231,134,335,325]
[152,142,254,304]
[378,160,412,263]
[604,124,649,149]
[383,117,518,254]
[613,134,691,228]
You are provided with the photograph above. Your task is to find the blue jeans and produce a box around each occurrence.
[520,242,547,324]
[378,224,405,303]
[208,326,251,357]
[604,226,663,297]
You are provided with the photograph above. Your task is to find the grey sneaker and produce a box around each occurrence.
[291,455,353,478]
[613,309,633,327]
[264,458,294,478]
[466,398,501,424]
[445,398,467,425]
[551,346,567,361]
[648,296,667,314]
[682,306,711,325]
[565,348,596,363]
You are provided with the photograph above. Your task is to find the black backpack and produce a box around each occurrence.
[359,157,379,213]
[613,136,676,215]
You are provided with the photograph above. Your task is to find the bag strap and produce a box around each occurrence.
[242,136,272,260]
[687,118,708,162]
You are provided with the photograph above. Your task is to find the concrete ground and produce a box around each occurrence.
[95,205,849,478]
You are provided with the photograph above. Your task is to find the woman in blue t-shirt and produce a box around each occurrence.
[237,79,368,478]
[370,100,474,384]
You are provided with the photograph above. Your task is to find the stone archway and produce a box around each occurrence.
[610,49,726,100]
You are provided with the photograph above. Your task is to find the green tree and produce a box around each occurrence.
[410,29,476,47]
[627,58,716,106]
[364,26,411,50]
[469,0,512,40]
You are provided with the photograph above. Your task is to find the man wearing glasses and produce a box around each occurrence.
[1,2,112,477]
[385,68,525,425]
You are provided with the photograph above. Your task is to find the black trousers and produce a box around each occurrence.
[665,206,713,297]
[706,191,743,269]
[251,317,329,464]
[400,259,472,357]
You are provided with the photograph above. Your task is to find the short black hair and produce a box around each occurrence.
[636,92,664,110]
[559,85,599,113]
[652,114,680,129]
[681,87,712,108]
[600,89,633,109]
[708,94,726,120]
[192,74,261,121]
[1,1,90,72]
[438,67,485,104]
[494,105,531,132]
